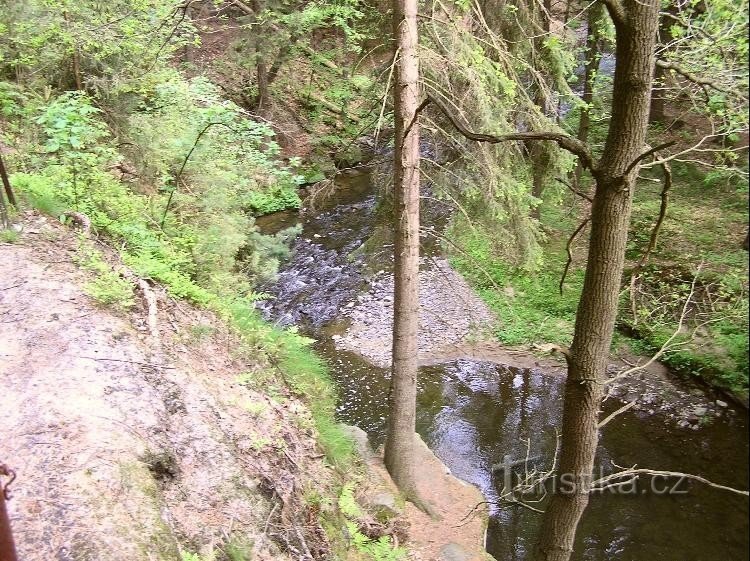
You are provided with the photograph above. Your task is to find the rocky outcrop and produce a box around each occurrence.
[340,424,494,561]
[0,222,336,561]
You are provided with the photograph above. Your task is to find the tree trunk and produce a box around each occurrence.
[256,59,269,111]
[574,2,602,185]
[384,0,421,499]
[0,153,17,209]
[649,7,676,123]
[532,2,660,560]
[529,0,552,220]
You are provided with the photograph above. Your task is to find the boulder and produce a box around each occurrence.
[338,424,376,463]
[439,543,472,561]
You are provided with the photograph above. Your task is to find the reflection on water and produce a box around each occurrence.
[259,170,749,561]
[321,346,749,561]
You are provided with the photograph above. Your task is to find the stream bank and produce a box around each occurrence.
[257,167,749,561]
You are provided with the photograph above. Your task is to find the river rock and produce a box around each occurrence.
[691,405,708,417]
[338,424,376,463]
[367,491,400,522]
[439,543,472,561]
[716,399,728,408]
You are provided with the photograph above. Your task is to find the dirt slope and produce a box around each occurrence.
[0,216,331,560]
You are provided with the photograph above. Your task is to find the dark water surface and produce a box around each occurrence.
[258,171,749,561]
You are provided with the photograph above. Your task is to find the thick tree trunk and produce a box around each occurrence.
[384,0,421,498]
[532,2,660,560]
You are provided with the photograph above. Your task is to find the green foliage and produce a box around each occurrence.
[273,0,367,49]
[345,521,406,561]
[621,161,749,394]
[5,70,352,468]
[337,484,406,561]
[246,185,302,215]
[0,0,196,93]
[0,81,27,119]
[79,248,136,312]
[419,6,577,268]
[0,229,20,243]
[338,483,363,518]
[448,223,582,346]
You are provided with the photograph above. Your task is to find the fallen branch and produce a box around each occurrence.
[78,356,174,369]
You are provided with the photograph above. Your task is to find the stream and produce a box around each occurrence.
[256,169,749,561]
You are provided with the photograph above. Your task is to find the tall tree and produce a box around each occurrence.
[574,1,603,185]
[423,0,663,556]
[532,1,660,559]
[383,0,423,503]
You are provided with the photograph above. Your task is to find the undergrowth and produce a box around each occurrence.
[449,161,748,397]
[4,77,355,469]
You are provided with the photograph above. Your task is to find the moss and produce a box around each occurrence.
[117,460,181,560]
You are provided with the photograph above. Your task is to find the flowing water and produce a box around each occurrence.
[257,170,749,561]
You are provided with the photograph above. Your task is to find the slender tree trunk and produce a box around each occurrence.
[529,0,552,220]
[0,153,17,209]
[574,3,602,185]
[649,7,675,123]
[256,59,269,110]
[530,143,545,220]
[384,0,421,499]
[63,12,83,90]
[532,2,660,560]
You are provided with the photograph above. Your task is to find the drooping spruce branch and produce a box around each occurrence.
[422,93,596,171]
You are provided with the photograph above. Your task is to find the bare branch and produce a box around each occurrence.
[555,177,592,203]
[655,59,740,97]
[637,160,672,268]
[559,217,590,295]
[424,94,596,170]
[597,400,636,428]
[593,467,749,497]
[608,264,702,384]
[624,141,676,176]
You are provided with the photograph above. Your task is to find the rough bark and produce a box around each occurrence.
[532,1,660,560]
[574,2,603,185]
[649,6,677,123]
[384,0,421,499]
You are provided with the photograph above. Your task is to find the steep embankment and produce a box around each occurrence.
[1,213,493,561]
[1,215,337,560]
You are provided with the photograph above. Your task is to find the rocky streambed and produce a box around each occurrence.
[257,167,749,561]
